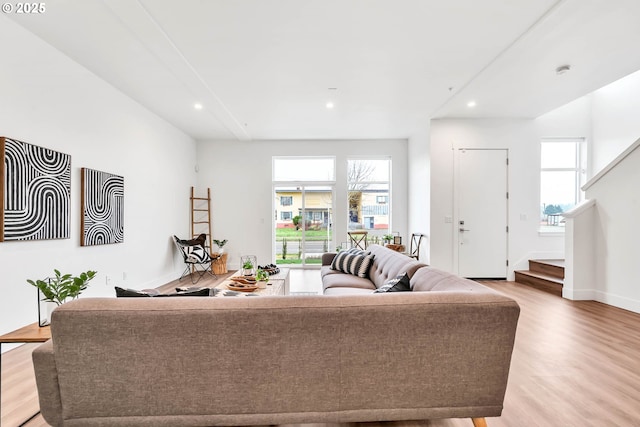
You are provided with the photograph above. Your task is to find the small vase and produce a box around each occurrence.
[44,302,58,326]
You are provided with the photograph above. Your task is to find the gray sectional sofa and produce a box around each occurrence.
[322,244,495,296]
[322,244,427,294]
[32,244,520,427]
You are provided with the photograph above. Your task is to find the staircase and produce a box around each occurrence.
[514,259,564,297]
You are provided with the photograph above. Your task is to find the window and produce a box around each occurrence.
[273,157,335,181]
[281,211,292,220]
[273,157,335,266]
[539,139,586,232]
[348,159,391,236]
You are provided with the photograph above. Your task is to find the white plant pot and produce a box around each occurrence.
[45,302,58,325]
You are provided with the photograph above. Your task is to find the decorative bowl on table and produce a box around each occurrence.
[229,276,256,284]
[226,283,258,292]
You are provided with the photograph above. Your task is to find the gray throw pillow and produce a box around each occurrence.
[115,287,155,297]
[374,273,411,293]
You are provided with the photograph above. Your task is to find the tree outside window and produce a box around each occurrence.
[348,159,391,239]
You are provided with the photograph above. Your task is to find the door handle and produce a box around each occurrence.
[459,228,470,232]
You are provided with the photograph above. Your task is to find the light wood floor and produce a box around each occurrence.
[3,276,640,427]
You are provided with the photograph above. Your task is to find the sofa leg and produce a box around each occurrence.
[471,418,487,427]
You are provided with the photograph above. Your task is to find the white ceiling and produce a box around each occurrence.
[8,0,640,141]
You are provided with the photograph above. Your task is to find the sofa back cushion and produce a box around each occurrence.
[367,244,426,288]
[43,294,519,425]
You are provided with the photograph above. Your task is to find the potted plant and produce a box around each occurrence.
[255,268,269,289]
[241,256,256,276]
[383,234,394,245]
[212,238,228,254]
[28,269,97,325]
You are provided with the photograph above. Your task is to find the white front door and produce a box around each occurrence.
[456,149,508,278]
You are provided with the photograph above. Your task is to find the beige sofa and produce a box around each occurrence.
[33,288,519,426]
[322,244,427,295]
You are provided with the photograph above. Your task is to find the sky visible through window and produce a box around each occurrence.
[540,140,581,231]
[273,157,335,181]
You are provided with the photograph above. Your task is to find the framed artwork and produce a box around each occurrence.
[1,137,71,242]
[81,167,124,246]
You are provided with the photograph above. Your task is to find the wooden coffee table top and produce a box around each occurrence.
[0,322,51,344]
[215,276,284,296]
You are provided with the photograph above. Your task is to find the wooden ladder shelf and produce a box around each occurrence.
[190,186,212,252]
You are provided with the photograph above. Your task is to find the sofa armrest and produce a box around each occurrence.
[322,252,337,266]
[32,340,64,427]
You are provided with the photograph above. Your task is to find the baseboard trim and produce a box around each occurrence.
[594,291,640,315]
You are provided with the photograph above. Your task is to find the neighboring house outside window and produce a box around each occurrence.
[348,159,391,235]
[539,138,586,233]
[281,211,292,220]
[281,196,293,206]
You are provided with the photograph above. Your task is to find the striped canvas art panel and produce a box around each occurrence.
[81,168,124,246]
[1,137,71,241]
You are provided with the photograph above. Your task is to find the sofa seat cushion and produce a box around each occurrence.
[322,271,376,291]
[410,267,489,292]
[323,287,375,296]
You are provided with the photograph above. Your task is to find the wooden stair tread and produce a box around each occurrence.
[530,259,565,268]
[528,259,565,279]
[515,270,563,285]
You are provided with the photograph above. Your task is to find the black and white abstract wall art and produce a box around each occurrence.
[81,168,124,246]
[1,137,71,242]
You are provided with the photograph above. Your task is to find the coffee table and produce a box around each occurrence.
[215,268,290,296]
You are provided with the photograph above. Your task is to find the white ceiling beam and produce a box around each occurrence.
[102,0,251,141]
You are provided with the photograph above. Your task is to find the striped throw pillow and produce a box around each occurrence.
[331,251,375,278]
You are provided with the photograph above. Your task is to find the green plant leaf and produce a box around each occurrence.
[26,269,98,306]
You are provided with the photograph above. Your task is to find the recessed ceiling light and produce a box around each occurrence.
[467,101,477,108]
[326,102,334,109]
[556,65,571,75]
[194,103,203,110]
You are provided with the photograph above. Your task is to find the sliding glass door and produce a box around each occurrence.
[273,157,335,268]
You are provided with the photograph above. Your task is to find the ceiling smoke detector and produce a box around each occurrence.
[556,65,571,75]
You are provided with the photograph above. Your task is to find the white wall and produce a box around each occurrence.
[408,126,430,263]
[196,139,408,270]
[0,17,196,339]
[585,146,640,313]
[592,69,640,173]
[430,119,568,277]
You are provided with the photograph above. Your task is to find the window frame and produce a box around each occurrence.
[280,196,293,206]
[347,157,392,236]
[539,138,586,235]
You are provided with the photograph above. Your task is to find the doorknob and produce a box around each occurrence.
[459,228,470,232]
